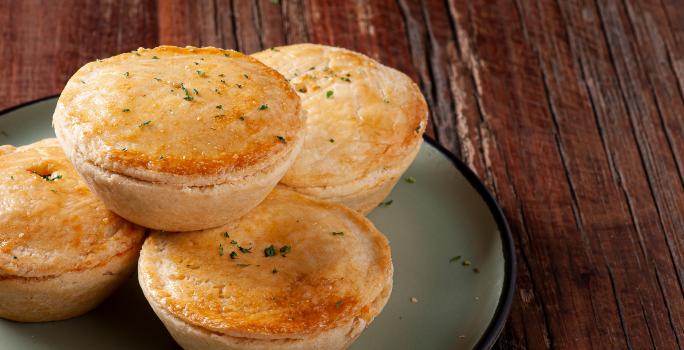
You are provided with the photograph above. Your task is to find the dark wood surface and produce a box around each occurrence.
[2,0,683,348]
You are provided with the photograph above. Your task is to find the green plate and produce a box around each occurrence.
[0,97,515,349]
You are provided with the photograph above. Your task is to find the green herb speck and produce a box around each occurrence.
[378,200,393,208]
[449,256,461,263]
[280,245,291,257]
[258,104,268,110]
[223,232,229,238]
[216,105,223,109]
[122,108,130,112]
[219,243,224,256]
[331,231,344,236]
[230,251,238,259]
[152,56,159,59]
[264,245,276,257]
[276,135,287,143]
[238,246,252,254]
[196,70,206,77]
[405,176,416,184]
[326,90,334,98]
[139,120,152,127]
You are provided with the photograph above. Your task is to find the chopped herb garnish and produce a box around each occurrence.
[309,66,315,71]
[276,135,287,143]
[122,108,130,112]
[229,251,238,259]
[223,232,229,238]
[159,155,165,160]
[331,231,344,236]
[264,245,276,257]
[415,126,421,133]
[326,90,334,98]
[378,200,393,208]
[239,115,245,121]
[237,263,250,267]
[216,105,223,109]
[449,255,461,263]
[383,99,390,104]
[298,87,307,93]
[243,74,249,79]
[121,147,128,152]
[12,256,17,259]
[280,245,291,256]
[32,171,62,182]
[258,104,268,110]
[214,88,221,94]
[196,70,206,77]
[50,189,57,193]
[224,53,230,57]
[193,88,199,95]
[80,79,86,84]
[154,77,161,81]
[340,77,351,82]
[335,300,344,308]
[405,176,416,184]
[235,83,242,88]
[194,62,199,65]
[238,246,252,254]
[139,120,152,127]
[123,71,130,78]
[152,56,159,59]
[272,268,278,274]
[230,240,237,245]
[329,138,335,143]
[184,95,194,101]
[219,243,224,256]
[218,73,225,77]
[462,260,471,266]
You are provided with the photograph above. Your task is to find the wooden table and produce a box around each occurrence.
[2,1,683,348]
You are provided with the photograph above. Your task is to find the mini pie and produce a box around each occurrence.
[252,44,428,214]
[53,46,305,231]
[138,187,393,350]
[0,139,145,322]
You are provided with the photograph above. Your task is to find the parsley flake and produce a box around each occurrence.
[272,268,278,274]
[449,256,461,263]
[219,243,224,256]
[243,74,249,79]
[329,138,335,143]
[238,246,252,254]
[122,108,130,112]
[264,245,276,257]
[196,70,206,77]
[230,240,237,245]
[223,232,229,238]
[123,71,130,78]
[335,300,344,308]
[193,88,199,95]
[280,245,291,257]
[216,105,223,109]
[405,176,416,184]
[378,200,393,208]
[139,120,152,128]
[184,95,194,101]
[276,135,287,143]
[258,104,268,110]
[229,251,238,259]
[331,231,344,236]
[326,90,334,98]
[152,56,159,59]
[237,263,250,267]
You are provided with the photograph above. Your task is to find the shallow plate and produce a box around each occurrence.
[0,97,516,349]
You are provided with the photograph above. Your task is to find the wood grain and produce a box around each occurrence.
[1,0,683,348]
